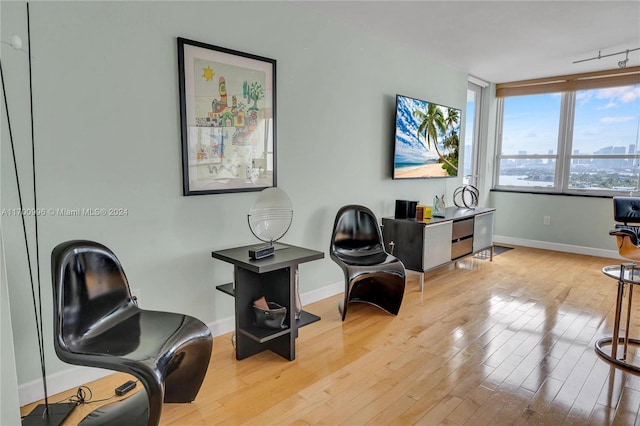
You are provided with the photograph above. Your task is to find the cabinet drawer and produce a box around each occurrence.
[452,218,473,240]
[451,237,473,260]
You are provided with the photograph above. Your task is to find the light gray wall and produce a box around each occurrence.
[490,191,615,250]
[1,0,468,391]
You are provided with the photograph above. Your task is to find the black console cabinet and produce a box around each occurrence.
[212,243,324,361]
[382,207,495,290]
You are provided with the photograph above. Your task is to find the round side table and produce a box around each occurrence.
[596,263,640,372]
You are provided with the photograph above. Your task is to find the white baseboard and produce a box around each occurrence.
[18,281,344,406]
[493,235,623,260]
[19,366,114,408]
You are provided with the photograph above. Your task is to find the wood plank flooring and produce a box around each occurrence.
[20,246,640,425]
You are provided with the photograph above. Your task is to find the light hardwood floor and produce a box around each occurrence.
[21,246,640,425]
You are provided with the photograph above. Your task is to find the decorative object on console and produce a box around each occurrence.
[393,94,461,179]
[178,37,276,195]
[395,199,418,219]
[432,194,446,217]
[415,205,432,221]
[247,187,293,259]
[453,184,479,209]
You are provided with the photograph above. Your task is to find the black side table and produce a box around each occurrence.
[212,243,324,361]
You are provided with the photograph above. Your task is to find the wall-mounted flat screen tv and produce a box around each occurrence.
[393,94,461,179]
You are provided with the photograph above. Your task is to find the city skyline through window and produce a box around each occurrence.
[496,84,640,194]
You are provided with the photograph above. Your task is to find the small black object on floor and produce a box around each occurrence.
[21,402,76,426]
[474,245,514,260]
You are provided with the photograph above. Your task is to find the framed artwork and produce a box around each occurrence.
[178,37,276,195]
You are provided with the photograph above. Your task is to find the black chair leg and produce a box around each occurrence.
[164,335,212,403]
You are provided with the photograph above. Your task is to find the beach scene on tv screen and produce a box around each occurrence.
[394,95,460,179]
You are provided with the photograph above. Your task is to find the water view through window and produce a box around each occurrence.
[497,85,640,193]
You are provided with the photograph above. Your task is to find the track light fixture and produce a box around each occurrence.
[573,47,639,68]
[618,51,630,69]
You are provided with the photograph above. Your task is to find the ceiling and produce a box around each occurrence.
[294,1,640,83]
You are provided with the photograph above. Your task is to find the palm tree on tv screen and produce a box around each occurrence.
[413,103,458,174]
[442,107,460,175]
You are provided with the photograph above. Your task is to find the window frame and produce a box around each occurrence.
[494,87,640,197]
[463,81,484,188]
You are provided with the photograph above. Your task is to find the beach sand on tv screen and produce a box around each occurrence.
[394,163,450,178]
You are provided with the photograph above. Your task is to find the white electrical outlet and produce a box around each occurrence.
[543,216,551,226]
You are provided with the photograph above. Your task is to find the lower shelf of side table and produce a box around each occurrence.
[215,283,321,344]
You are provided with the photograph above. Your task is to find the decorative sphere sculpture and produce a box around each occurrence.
[248,188,293,244]
[453,185,479,209]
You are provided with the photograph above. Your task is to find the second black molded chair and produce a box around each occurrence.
[51,240,213,426]
[330,205,406,321]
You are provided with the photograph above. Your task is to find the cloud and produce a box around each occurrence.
[576,92,592,106]
[597,86,640,103]
[601,116,636,124]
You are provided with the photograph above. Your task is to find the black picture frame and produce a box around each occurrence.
[178,37,277,195]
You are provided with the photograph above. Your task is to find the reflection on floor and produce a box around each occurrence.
[21,246,640,425]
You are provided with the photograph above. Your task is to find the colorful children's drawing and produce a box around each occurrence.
[179,38,275,194]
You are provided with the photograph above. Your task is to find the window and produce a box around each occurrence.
[463,81,485,188]
[496,83,640,195]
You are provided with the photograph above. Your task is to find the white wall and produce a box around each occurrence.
[1,0,469,401]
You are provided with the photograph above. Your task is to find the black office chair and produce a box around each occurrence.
[51,240,213,426]
[610,196,640,261]
[330,205,406,321]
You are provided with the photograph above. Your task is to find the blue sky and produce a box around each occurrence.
[502,85,640,155]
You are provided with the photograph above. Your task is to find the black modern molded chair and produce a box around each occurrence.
[330,205,406,321]
[51,240,213,426]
